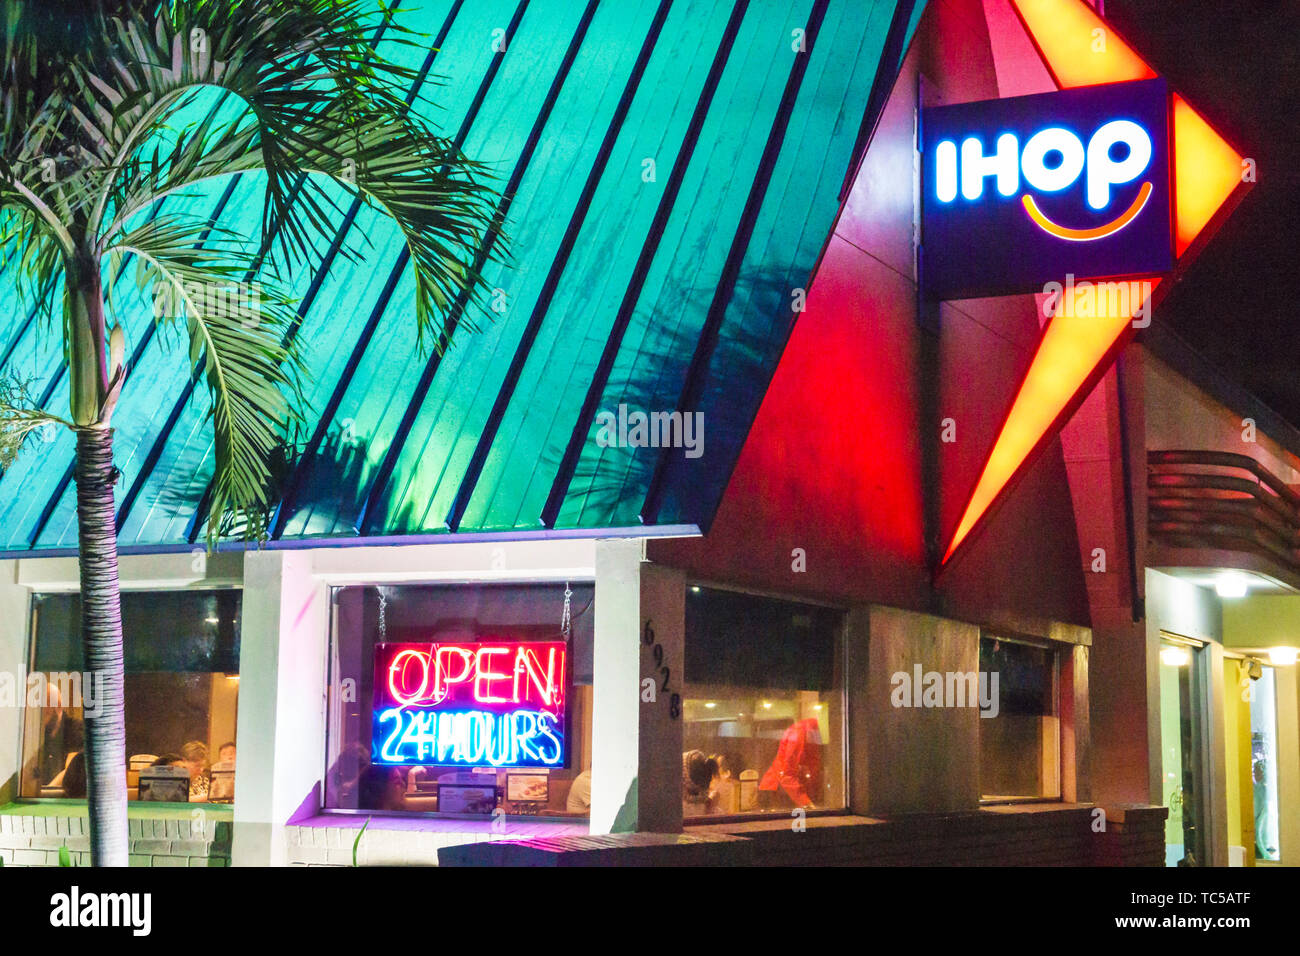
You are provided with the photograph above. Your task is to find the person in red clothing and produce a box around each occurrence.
[758,718,823,809]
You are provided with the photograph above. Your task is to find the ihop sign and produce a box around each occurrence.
[922,79,1172,298]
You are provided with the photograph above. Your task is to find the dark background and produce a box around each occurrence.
[1107,0,1300,427]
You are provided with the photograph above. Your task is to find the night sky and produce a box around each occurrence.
[1106,0,1300,427]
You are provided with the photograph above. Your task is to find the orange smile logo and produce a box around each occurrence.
[1021,181,1154,241]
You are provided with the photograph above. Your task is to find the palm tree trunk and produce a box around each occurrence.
[74,426,129,866]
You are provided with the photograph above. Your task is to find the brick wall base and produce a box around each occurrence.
[0,810,232,867]
[440,804,1170,867]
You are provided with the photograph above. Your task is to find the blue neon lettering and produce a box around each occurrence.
[377,708,563,767]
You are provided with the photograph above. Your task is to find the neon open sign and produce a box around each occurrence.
[921,79,1172,298]
[372,641,567,768]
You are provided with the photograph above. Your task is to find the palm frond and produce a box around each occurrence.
[105,212,307,542]
[0,374,71,468]
[77,0,505,350]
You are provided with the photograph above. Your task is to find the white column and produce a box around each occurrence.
[231,550,329,866]
[0,562,28,804]
[589,540,684,834]
[1276,664,1300,866]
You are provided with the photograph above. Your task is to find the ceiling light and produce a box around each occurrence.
[1268,646,1298,667]
[1215,573,1248,598]
[1160,646,1190,668]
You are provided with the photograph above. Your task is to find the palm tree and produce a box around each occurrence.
[0,0,504,866]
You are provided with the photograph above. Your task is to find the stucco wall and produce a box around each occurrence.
[648,0,1091,632]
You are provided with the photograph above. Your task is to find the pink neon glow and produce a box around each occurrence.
[377,641,566,716]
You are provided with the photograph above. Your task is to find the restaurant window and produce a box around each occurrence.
[978,634,1060,800]
[682,586,844,818]
[21,589,242,804]
[325,582,593,817]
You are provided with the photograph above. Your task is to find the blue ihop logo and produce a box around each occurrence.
[921,79,1172,299]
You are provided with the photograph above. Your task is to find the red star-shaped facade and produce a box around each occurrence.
[942,0,1250,565]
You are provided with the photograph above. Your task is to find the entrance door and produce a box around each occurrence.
[1250,665,1282,862]
[1160,636,1208,866]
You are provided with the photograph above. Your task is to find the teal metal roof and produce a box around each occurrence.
[0,0,920,554]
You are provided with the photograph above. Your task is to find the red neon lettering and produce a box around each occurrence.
[515,646,559,706]
[433,646,474,702]
[473,646,510,704]
[388,649,430,706]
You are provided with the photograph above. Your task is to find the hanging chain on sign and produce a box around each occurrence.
[378,589,388,643]
[561,582,572,641]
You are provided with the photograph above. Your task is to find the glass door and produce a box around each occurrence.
[1249,665,1281,862]
[1160,636,1208,866]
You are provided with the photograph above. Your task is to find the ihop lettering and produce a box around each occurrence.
[372,641,567,768]
[921,79,1172,299]
[933,120,1154,241]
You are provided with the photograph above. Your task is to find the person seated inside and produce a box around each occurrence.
[35,682,85,789]
[360,766,407,811]
[682,750,719,816]
[142,753,190,802]
[566,768,592,813]
[209,741,237,802]
[180,741,211,801]
[61,752,87,799]
[709,753,740,814]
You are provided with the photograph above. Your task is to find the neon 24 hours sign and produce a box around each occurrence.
[921,78,1172,299]
[372,641,567,768]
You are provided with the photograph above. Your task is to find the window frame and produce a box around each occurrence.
[976,629,1063,806]
[680,580,849,824]
[319,578,596,822]
[18,585,243,808]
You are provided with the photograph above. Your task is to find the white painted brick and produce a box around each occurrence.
[152,855,189,867]
[170,840,212,856]
[29,836,70,850]
[132,838,173,854]
[291,845,329,864]
[128,819,145,838]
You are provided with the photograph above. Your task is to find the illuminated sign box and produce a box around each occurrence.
[372,641,567,769]
[921,79,1172,299]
